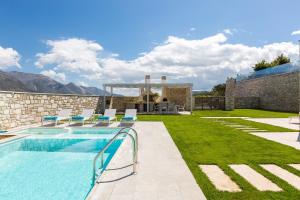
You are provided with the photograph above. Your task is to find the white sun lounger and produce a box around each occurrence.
[70,108,95,125]
[98,109,117,124]
[121,109,137,123]
[42,109,72,126]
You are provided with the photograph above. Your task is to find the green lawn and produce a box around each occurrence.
[193,109,298,118]
[137,110,300,200]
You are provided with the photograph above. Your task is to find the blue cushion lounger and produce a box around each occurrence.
[71,115,85,121]
[43,116,58,121]
[42,109,72,126]
[121,109,137,123]
[97,109,117,124]
[69,109,95,125]
[121,116,135,121]
[98,116,110,120]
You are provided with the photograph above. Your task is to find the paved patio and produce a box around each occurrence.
[87,122,206,200]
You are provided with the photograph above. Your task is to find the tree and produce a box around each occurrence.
[253,54,290,71]
[211,83,226,96]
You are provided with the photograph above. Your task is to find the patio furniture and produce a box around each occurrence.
[42,109,72,126]
[121,109,137,123]
[70,108,95,125]
[98,109,117,124]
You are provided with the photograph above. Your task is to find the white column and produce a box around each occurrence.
[147,86,150,112]
[103,85,106,112]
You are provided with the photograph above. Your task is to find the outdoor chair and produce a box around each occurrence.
[121,109,137,123]
[69,108,95,125]
[98,109,117,124]
[42,109,72,126]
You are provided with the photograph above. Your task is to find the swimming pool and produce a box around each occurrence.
[0,128,124,200]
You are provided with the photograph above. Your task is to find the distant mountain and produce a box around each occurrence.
[0,70,110,95]
[0,71,32,92]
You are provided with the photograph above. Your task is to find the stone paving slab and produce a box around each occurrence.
[246,118,299,131]
[289,164,300,171]
[201,117,249,119]
[229,164,282,191]
[199,165,241,192]
[261,164,300,190]
[88,122,206,200]
[242,130,267,132]
[250,132,300,150]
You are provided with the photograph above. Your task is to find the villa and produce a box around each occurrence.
[0,62,300,200]
[1,0,300,199]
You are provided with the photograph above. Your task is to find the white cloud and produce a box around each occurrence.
[41,70,66,82]
[36,34,299,90]
[223,29,233,35]
[35,38,103,74]
[190,27,196,31]
[0,46,21,69]
[291,29,300,36]
[78,81,89,87]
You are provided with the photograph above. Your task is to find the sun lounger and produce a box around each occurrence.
[98,109,117,124]
[121,109,137,123]
[42,109,72,126]
[70,108,95,125]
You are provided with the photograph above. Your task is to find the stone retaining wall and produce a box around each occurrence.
[226,72,300,112]
[0,91,103,129]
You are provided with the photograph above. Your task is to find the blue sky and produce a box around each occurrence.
[0,0,299,90]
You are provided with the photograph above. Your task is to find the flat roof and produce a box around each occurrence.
[103,83,193,88]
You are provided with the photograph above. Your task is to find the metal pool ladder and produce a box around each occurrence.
[92,127,138,185]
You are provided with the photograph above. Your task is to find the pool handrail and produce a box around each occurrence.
[92,127,138,185]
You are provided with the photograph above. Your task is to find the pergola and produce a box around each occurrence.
[103,83,193,113]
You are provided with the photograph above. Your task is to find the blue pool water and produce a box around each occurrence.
[0,128,123,200]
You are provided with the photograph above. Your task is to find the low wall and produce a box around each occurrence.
[0,91,103,129]
[110,96,140,112]
[226,71,300,112]
[234,97,260,109]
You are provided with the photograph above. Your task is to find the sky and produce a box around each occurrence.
[0,0,300,92]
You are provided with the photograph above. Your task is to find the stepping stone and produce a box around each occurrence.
[229,164,282,191]
[227,125,249,127]
[199,165,241,192]
[242,130,267,132]
[235,127,256,130]
[261,164,300,190]
[289,164,300,171]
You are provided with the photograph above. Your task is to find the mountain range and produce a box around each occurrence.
[0,71,109,95]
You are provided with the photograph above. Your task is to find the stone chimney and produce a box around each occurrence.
[161,75,167,84]
[145,75,150,84]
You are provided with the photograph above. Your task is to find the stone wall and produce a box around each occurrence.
[165,87,192,111]
[110,96,140,112]
[0,91,103,130]
[234,97,260,109]
[226,72,300,112]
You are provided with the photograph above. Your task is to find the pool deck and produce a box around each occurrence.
[87,122,206,200]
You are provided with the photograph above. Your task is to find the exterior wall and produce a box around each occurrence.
[224,78,236,110]
[165,87,192,111]
[0,91,102,130]
[234,97,260,109]
[226,72,300,112]
[110,96,140,112]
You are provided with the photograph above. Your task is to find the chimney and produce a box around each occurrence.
[161,75,167,84]
[145,75,150,84]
